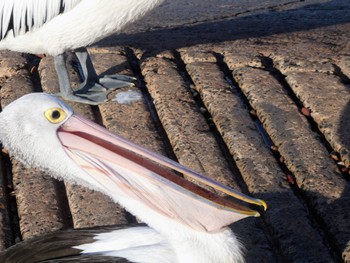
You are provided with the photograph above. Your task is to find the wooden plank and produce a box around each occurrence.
[141,54,274,262]
[184,52,335,262]
[231,65,350,260]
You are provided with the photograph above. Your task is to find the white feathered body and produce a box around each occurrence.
[75,225,244,263]
[0,0,163,56]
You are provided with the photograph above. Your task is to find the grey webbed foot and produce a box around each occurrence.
[54,48,136,105]
[99,74,136,88]
[71,74,135,105]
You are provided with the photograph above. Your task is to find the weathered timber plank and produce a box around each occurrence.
[141,54,274,263]
[284,71,350,168]
[231,65,350,261]
[184,53,335,262]
[141,56,239,189]
[272,55,335,75]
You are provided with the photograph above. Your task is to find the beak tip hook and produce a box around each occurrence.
[261,200,268,211]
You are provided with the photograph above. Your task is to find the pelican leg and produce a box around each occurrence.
[54,53,104,105]
[73,47,136,102]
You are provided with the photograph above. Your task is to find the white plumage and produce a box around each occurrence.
[0,0,162,55]
[0,0,81,40]
[0,0,164,104]
[0,93,267,262]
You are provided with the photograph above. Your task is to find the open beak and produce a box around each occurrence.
[57,114,267,232]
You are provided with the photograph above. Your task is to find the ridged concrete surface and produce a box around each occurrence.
[0,1,349,262]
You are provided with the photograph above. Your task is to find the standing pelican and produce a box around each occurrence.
[0,0,163,104]
[0,93,266,263]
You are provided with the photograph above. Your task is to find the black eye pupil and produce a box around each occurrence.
[51,110,61,119]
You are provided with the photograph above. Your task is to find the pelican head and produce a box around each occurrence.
[0,93,266,262]
[0,94,76,177]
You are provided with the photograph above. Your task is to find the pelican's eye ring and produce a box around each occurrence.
[44,108,67,124]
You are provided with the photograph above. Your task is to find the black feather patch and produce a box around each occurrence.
[0,224,142,263]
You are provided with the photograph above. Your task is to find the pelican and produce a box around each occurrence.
[0,0,163,104]
[0,93,267,263]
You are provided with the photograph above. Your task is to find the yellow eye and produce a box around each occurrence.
[44,108,67,124]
